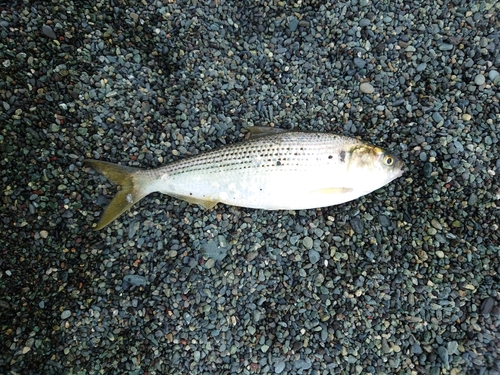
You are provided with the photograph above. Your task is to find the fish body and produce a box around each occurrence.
[85,127,404,230]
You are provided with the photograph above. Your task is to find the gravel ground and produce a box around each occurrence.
[1,0,499,374]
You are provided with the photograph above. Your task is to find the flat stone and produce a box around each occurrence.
[474,74,485,85]
[41,25,56,39]
[360,82,375,94]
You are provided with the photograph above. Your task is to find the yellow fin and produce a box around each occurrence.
[246,126,288,139]
[170,193,218,209]
[84,160,147,230]
[313,187,353,194]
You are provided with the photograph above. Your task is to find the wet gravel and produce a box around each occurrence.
[1,1,499,374]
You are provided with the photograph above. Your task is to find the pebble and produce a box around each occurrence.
[41,25,56,39]
[474,74,485,85]
[308,249,320,264]
[437,346,450,369]
[360,82,375,94]
[302,236,313,250]
[3,1,499,374]
[432,112,444,124]
[274,360,286,373]
[123,275,147,287]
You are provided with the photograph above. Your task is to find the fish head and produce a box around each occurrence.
[346,144,405,192]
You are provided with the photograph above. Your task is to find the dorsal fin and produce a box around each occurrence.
[245,126,289,139]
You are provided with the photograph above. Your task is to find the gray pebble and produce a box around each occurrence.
[480,297,495,314]
[439,43,453,51]
[432,112,444,123]
[447,341,459,355]
[123,275,147,287]
[350,218,364,234]
[41,25,56,39]
[302,236,313,249]
[360,82,375,94]
[359,18,371,27]
[488,70,499,81]
[61,310,71,319]
[275,360,286,373]
[203,240,228,260]
[416,63,427,72]
[437,346,449,369]
[49,124,60,132]
[308,249,320,264]
[354,57,366,69]
[468,193,478,206]
[474,74,485,85]
[423,162,433,178]
[288,17,299,32]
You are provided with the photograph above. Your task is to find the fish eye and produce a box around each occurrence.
[384,155,394,165]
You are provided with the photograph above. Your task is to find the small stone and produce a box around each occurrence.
[41,25,56,39]
[488,70,499,81]
[447,341,459,355]
[61,310,71,319]
[288,16,299,32]
[358,18,371,27]
[468,193,478,206]
[439,43,453,51]
[123,275,147,287]
[430,219,442,230]
[205,258,215,269]
[435,250,445,259]
[49,124,60,133]
[275,360,286,374]
[360,82,375,94]
[480,297,495,314]
[261,344,270,353]
[432,112,444,123]
[308,249,320,264]
[350,218,364,234]
[416,62,427,72]
[302,236,313,249]
[40,230,49,238]
[474,74,485,85]
[437,346,449,369]
[462,114,472,121]
[354,58,366,69]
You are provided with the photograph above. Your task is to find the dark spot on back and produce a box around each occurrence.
[340,151,346,162]
[328,155,333,159]
[277,161,282,166]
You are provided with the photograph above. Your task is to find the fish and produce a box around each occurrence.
[84,126,405,230]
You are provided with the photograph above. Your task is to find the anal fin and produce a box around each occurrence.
[170,194,219,209]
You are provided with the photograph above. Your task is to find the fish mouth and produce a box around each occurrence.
[394,159,406,177]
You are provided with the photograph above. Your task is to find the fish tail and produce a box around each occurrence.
[84,160,147,230]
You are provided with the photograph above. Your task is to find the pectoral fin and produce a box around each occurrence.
[313,187,353,194]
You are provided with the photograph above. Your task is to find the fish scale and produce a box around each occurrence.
[85,127,404,230]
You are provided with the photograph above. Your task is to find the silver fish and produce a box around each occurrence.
[85,127,405,229]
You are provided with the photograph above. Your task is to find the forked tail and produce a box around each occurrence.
[84,160,147,230]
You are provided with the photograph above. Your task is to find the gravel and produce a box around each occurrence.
[1,0,499,374]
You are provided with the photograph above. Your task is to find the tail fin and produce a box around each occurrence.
[84,160,147,230]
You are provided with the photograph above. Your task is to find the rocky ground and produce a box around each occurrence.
[0,0,499,374]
